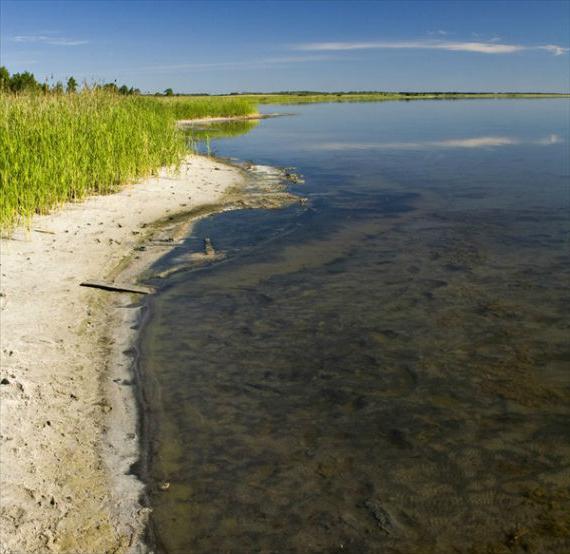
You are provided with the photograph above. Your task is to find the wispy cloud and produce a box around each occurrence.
[539,44,569,56]
[436,136,519,148]
[535,134,564,145]
[12,35,88,46]
[310,134,564,151]
[295,39,569,56]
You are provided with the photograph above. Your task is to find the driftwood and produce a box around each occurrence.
[80,280,155,294]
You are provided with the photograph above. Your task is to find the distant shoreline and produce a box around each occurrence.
[153,92,570,104]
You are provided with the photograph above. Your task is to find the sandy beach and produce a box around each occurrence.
[175,113,276,126]
[0,155,250,553]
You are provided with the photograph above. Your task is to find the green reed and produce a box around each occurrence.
[0,92,256,229]
[159,96,256,119]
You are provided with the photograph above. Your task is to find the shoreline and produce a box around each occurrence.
[0,154,298,553]
[175,113,284,127]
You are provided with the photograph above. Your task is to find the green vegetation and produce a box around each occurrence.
[0,69,43,93]
[2,60,565,229]
[66,77,78,94]
[166,90,569,107]
[225,91,570,105]
[0,65,141,95]
[0,90,256,229]
[159,96,256,119]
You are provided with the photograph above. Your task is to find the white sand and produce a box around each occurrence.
[0,155,245,553]
[176,113,273,126]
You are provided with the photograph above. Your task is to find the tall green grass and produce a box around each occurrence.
[159,96,257,119]
[0,92,256,229]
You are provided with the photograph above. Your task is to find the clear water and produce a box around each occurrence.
[139,101,570,553]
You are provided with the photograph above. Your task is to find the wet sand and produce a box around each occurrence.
[0,155,248,553]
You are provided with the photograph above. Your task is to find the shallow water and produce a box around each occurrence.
[139,100,570,553]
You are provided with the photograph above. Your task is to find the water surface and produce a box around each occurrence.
[140,100,570,553]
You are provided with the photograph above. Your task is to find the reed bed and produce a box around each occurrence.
[159,96,256,119]
[0,92,256,229]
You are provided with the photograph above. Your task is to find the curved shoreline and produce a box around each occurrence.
[175,113,282,127]
[0,155,250,553]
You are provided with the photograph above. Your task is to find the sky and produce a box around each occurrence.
[0,0,569,93]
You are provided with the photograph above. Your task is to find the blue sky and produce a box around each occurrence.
[1,0,569,93]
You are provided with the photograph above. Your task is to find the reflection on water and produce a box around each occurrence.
[139,101,570,553]
[180,119,260,153]
[312,133,564,150]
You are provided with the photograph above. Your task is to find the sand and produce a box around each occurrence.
[0,155,248,553]
[175,113,276,126]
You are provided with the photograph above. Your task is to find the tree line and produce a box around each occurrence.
[0,66,141,95]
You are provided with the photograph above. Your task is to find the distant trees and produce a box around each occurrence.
[164,88,174,96]
[7,70,40,93]
[0,66,58,93]
[102,82,118,94]
[66,76,78,93]
[0,66,10,91]
[0,66,142,96]
[97,82,140,95]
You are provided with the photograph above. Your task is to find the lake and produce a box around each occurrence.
[138,100,570,553]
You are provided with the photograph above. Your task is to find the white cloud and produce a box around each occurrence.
[539,44,568,56]
[535,134,563,145]
[310,135,564,151]
[12,35,88,46]
[435,41,523,54]
[295,39,568,56]
[436,137,518,147]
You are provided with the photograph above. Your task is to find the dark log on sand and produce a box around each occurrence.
[80,280,155,294]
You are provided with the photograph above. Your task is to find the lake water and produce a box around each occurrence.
[138,100,570,553]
